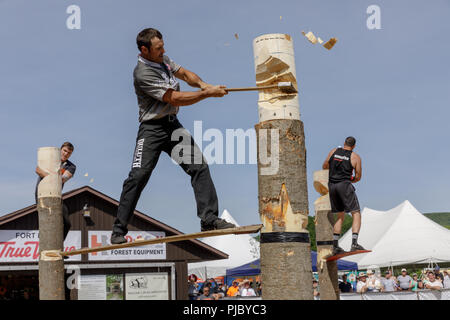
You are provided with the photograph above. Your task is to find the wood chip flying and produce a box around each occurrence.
[301,31,318,44]
[234,33,239,40]
[323,38,337,50]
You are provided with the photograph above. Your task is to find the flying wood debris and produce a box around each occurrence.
[301,31,318,44]
[323,38,337,50]
[301,30,337,50]
[234,33,239,40]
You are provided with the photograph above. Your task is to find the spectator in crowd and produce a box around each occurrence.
[424,271,443,291]
[443,270,450,289]
[434,266,444,282]
[366,270,382,292]
[381,270,398,292]
[356,273,368,293]
[257,282,262,296]
[217,282,226,297]
[410,273,421,292]
[313,279,320,300]
[227,281,240,297]
[187,274,199,300]
[197,285,215,300]
[397,268,412,291]
[240,280,257,297]
[339,274,353,293]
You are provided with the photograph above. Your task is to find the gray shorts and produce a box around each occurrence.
[328,181,360,213]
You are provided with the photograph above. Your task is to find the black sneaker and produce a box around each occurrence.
[111,233,127,244]
[201,218,236,232]
[332,246,347,256]
[350,243,366,252]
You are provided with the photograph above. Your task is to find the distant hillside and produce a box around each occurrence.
[423,212,450,229]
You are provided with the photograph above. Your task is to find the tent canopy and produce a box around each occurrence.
[226,251,358,277]
[188,210,260,279]
[339,200,450,268]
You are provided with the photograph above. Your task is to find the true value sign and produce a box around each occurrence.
[0,230,81,262]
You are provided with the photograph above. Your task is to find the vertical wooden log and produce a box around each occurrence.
[37,147,65,300]
[254,34,313,300]
[313,170,340,300]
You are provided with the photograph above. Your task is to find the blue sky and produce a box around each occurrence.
[1,0,449,234]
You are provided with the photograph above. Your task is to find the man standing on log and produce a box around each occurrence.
[111,28,235,244]
[35,142,76,241]
[322,136,366,255]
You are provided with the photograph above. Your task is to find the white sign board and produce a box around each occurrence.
[125,273,169,300]
[78,275,107,300]
[0,230,81,262]
[88,231,166,261]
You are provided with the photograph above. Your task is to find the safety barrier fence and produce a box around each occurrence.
[340,288,450,300]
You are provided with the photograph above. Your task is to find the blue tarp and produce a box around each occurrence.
[226,251,358,277]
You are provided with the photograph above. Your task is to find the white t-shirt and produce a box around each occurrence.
[366,276,382,292]
[425,280,443,289]
[356,281,367,293]
[241,287,256,296]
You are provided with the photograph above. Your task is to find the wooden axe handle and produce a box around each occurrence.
[225,85,278,92]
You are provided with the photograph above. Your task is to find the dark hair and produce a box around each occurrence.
[137,28,162,51]
[344,136,356,147]
[61,142,74,151]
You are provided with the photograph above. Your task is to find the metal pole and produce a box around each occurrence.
[313,170,340,300]
[254,34,313,300]
[37,147,65,300]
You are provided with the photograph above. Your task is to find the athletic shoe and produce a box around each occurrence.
[201,218,237,232]
[111,233,127,244]
[332,246,347,256]
[350,243,366,252]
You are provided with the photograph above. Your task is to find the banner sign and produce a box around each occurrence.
[0,230,81,262]
[88,231,166,261]
[125,273,169,300]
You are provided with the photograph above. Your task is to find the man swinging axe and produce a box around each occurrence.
[111,28,236,244]
[322,136,366,255]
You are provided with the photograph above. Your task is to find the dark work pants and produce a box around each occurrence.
[112,116,219,235]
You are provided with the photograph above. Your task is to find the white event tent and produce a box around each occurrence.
[339,200,450,269]
[188,210,260,280]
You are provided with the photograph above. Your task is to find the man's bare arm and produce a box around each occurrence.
[35,166,49,178]
[322,148,336,169]
[351,153,362,182]
[162,86,227,107]
[174,67,212,90]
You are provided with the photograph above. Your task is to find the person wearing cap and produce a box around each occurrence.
[240,280,256,297]
[410,273,421,292]
[356,273,368,293]
[397,268,412,291]
[381,270,398,292]
[322,137,366,255]
[226,281,240,297]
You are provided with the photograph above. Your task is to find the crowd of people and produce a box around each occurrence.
[188,267,450,300]
[338,267,450,294]
[188,275,261,300]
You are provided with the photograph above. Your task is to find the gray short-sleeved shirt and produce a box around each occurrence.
[381,277,397,292]
[134,55,181,122]
[397,275,412,289]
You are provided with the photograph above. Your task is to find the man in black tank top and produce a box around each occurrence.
[322,136,366,255]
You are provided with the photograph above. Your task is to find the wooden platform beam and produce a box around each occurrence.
[53,224,263,258]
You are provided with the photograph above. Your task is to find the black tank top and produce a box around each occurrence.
[328,148,353,183]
